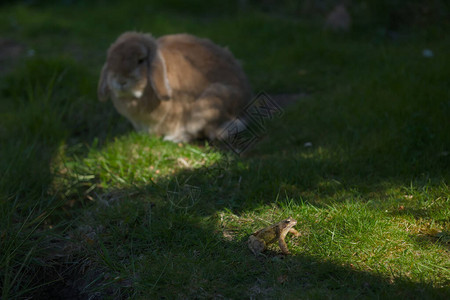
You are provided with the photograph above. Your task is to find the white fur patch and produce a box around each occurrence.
[132,90,143,98]
[163,131,189,143]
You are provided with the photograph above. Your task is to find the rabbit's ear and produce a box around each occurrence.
[149,50,172,101]
[98,63,110,102]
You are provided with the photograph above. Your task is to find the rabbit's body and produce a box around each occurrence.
[98,32,251,142]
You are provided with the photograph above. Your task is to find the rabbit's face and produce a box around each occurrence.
[107,42,150,98]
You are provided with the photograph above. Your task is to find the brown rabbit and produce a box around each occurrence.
[98,31,252,142]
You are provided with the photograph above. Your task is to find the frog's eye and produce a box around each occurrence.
[137,57,146,64]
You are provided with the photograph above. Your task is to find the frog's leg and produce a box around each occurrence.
[289,228,300,237]
[278,237,290,255]
[248,235,266,255]
[278,230,291,255]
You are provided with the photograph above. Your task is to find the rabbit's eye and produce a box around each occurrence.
[138,58,146,64]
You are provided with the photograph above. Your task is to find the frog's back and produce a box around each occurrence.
[256,226,279,244]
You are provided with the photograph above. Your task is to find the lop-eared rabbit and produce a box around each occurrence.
[98,32,252,142]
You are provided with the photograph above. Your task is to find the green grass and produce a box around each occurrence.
[0,1,449,298]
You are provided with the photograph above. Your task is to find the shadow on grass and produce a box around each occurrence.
[0,56,132,189]
[0,56,132,298]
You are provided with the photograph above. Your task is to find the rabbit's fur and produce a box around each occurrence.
[98,32,252,142]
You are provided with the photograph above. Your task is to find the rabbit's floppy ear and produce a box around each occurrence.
[98,63,110,102]
[148,50,172,101]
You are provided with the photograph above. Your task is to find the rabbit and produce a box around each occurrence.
[98,31,252,142]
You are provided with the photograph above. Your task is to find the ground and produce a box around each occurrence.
[0,1,449,299]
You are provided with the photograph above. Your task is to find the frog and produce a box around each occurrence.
[248,217,300,255]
